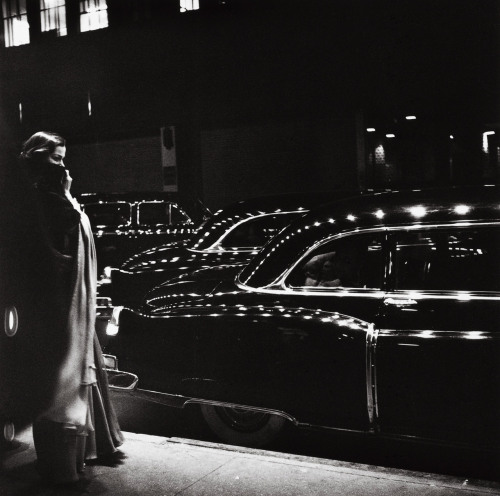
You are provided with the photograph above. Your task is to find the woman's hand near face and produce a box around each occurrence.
[62,168,73,198]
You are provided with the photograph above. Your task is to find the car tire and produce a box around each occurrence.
[199,404,286,448]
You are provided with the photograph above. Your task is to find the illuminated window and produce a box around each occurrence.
[40,0,67,37]
[80,0,108,32]
[2,0,30,47]
[180,0,199,12]
[375,144,385,165]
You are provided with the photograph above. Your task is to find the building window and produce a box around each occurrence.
[40,0,66,37]
[180,0,199,12]
[2,0,30,47]
[80,0,108,32]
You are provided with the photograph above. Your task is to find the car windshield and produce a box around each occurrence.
[238,218,330,287]
[84,202,131,228]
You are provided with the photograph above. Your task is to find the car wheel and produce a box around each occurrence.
[199,404,286,448]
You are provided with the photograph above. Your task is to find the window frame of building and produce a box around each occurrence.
[39,0,67,37]
[180,0,199,13]
[2,0,30,47]
[79,0,108,33]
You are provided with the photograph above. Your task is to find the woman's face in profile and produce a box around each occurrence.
[46,145,66,168]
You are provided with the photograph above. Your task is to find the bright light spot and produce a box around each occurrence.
[405,115,417,120]
[4,306,18,337]
[10,17,30,46]
[465,331,485,340]
[375,144,385,165]
[408,206,427,218]
[366,128,376,132]
[347,214,356,221]
[87,91,92,116]
[450,135,454,140]
[106,322,119,336]
[483,131,495,153]
[375,209,384,219]
[106,306,123,336]
[454,205,470,215]
[386,134,396,138]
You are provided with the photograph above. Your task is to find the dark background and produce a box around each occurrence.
[0,0,499,211]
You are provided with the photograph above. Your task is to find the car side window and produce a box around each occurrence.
[138,202,171,226]
[393,227,500,292]
[287,233,384,289]
[138,202,190,226]
[83,202,131,228]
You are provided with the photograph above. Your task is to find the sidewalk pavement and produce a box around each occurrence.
[1,427,500,496]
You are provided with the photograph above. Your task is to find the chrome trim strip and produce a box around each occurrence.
[184,398,297,424]
[187,247,259,254]
[384,291,500,301]
[234,283,500,301]
[365,323,377,428]
[378,329,499,340]
[120,387,298,424]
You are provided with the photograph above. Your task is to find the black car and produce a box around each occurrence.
[108,191,358,308]
[105,186,500,450]
[78,192,195,278]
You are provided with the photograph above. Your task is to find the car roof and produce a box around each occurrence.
[238,185,500,288]
[78,192,180,204]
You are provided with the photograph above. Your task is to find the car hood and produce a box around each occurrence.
[141,264,243,314]
[120,241,256,274]
[121,240,189,269]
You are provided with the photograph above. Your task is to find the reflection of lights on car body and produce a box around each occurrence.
[103,186,500,452]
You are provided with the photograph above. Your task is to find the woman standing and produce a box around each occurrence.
[18,131,123,485]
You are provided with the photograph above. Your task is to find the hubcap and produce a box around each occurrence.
[214,407,270,433]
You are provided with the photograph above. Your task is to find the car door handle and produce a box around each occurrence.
[383,297,418,307]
